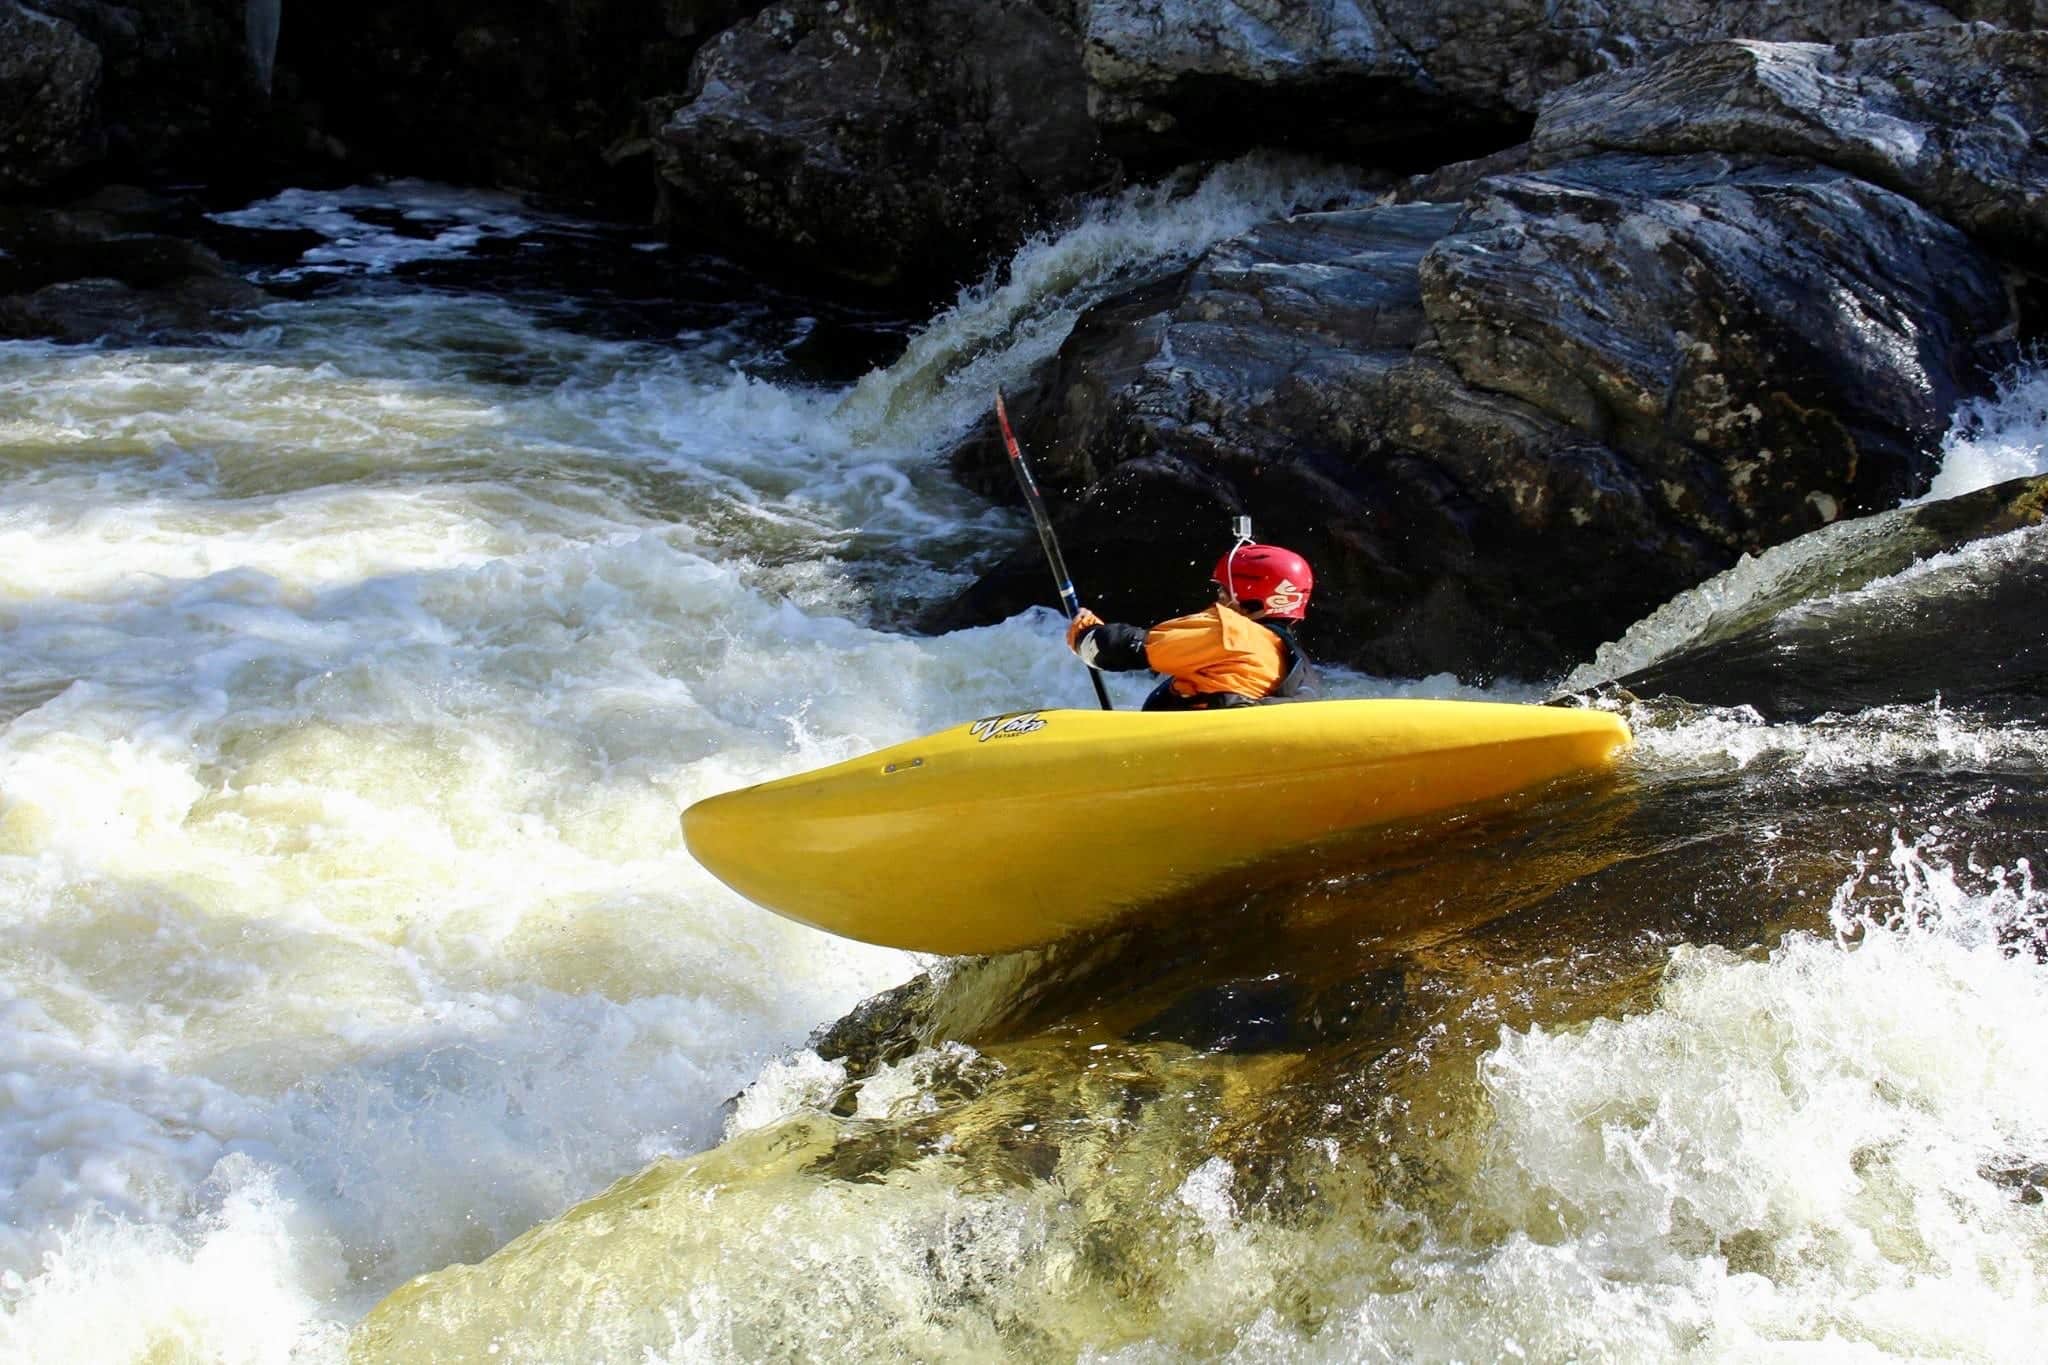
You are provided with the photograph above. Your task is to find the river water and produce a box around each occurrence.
[1,169,2043,1362]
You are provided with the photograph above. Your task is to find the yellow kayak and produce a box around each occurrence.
[682,699,1631,955]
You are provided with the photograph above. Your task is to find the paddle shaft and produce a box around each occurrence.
[994,393,1114,711]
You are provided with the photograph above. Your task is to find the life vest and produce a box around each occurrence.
[1138,608,1319,712]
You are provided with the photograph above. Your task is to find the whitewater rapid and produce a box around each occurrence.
[0,168,1364,1357]
[1,173,2044,1362]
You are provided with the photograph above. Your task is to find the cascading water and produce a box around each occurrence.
[1,166,2043,1362]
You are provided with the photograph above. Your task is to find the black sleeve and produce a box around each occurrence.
[1081,621,1151,672]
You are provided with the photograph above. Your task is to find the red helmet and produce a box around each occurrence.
[1212,542,1313,620]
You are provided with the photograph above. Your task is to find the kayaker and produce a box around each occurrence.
[1065,541,1320,710]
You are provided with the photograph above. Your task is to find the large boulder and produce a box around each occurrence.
[14,0,282,186]
[930,24,2048,680]
[650,0,1114,297]
[930,149,2018,681]
[0,1,102,191]
[1419,157,2009,542]
[1530,23,2048,254]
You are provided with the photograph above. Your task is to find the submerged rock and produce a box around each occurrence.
[1576,474,2048,720]
[1127,967,1407,1054]
[0,195,270,343]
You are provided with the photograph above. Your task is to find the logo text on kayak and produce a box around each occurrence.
[970,712,1047,742]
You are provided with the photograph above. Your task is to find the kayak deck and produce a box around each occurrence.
[682,699,1632,955]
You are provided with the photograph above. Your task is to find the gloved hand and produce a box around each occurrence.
[1066,608,1103,653]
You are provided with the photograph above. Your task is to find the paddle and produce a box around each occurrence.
[994,392,1115,711]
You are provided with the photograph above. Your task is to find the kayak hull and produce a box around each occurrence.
[682,699,1631,955]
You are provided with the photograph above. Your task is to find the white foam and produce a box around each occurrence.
[723,1051,850,1138]
[1086,843,2048,1362]
[1625,695,2048,780]
[0,1158,350,1365]
[839,155,1368,454]
[1449,844,2048,1362]
[207,182,553,280]
[1920,358,2048,504]
[1173,1157,1240,1233]
[4,157,1380,1354]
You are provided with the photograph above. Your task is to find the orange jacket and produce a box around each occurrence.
[1141,604,1289,700]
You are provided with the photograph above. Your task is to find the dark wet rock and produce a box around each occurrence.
[1080,0,2013,163]
[0,199,270,343]
[1983,1160,2048,1203]
[1388,144,1536,207]
[1077,0,1529,171]
[0,1,103,191]
[809,970,947,1077]
[1421,157,2010,532]
[1587,474,2048,721]
[931,154,2017,681]
[1614,542,2047,722]
[0,273,255,344]
[0,272,265,344]
[1583,472,2048,670]
[16,0,284,187]
[646,1,2040,295]
[0,0,756,206]
[1531,24,2048,255]
[274,0,758,208]
[650,0,1116,298]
